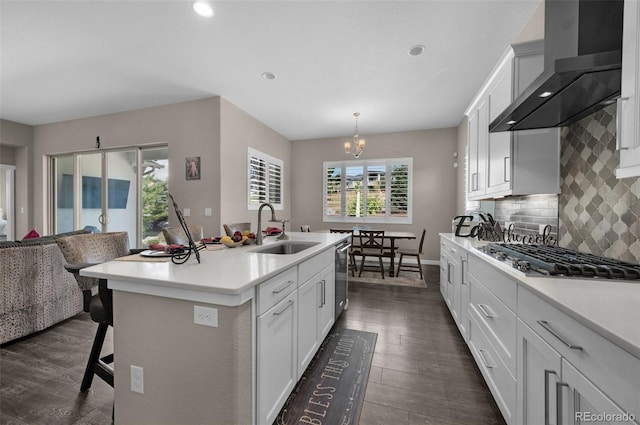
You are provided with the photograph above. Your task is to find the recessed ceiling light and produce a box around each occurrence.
[408,45,425,57]
[538,91,553,98]
[261,72,276,80]
[192,1,214,18]
[507,120,517,125]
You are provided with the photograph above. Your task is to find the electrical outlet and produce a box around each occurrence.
[194,306,218,327]
[183,208,190,217]
[131,365,144,394]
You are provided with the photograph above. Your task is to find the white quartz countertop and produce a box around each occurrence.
[440,233,640,358]
[82,232,348,304]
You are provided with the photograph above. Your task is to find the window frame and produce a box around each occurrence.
[247,147,284,210]
[322,157,413,224]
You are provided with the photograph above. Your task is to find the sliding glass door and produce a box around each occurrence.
[52,146,168,248]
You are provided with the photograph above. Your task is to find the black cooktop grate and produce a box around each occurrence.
[485,243,640,280]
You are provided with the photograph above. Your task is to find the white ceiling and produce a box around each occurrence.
[0,0,541,141]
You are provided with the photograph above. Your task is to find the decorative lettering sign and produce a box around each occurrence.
[453,215,556,245]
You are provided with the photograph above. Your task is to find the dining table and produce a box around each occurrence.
[321,229,416,277]
[374,231,416,276]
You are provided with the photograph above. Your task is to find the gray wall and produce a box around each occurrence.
[219,98,291,234]
[0,119,33,236]
[291,128,458,262]
[31,98,223,237]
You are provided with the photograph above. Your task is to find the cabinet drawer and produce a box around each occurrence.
[441,238,459,256]
[298,248,333,284]
[468,253,516,312]
[469,275,516,376]
[518,286,640,420]
[257,267,297,315]
[469,310,516,425]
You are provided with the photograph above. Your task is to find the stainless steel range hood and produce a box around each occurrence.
[489,0,624,133]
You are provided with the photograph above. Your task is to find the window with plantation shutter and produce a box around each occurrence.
[323,158,412,223]
[248,148,284,210]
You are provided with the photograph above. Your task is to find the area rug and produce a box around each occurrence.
[349,268,427,288]
[274,328,378,425]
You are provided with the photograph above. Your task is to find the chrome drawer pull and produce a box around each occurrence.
[272,280,294,294]
[503,156,510,182]
[537,320,583,351]
[616,97,631,150]
[461,260,467,285]
[544,369,557,425]
[273,300,293,316]
[477,349,496,369]
[556,381,570,425]
[478,303,496,318]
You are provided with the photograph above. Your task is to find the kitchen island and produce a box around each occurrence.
[82,231,348,425]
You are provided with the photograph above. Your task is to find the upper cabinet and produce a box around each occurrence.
[466,41,560,201]
[616,0,640,178]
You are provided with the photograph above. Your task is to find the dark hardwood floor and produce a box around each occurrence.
[335,265,505,425]
[1,265,504,425]
[1,315,114,425]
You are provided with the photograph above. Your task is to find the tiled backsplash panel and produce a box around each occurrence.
[493,195,558,238]
[558,105,640,263]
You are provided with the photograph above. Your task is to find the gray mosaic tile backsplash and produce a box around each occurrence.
[558,104,640,263]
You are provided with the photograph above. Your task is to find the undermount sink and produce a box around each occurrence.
[249,241,319,255]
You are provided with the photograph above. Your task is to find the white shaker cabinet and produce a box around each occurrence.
[517,286,640,425]
[466,41,560,200]
[616,0,640,178]
[297,274,321,376]
[468,100,487,197]
[440,236,470,341]
[467,49,511,201]
[297,263,335,378]
[487,51,514,195]
[256,290,298,425]
[517,318,562,425]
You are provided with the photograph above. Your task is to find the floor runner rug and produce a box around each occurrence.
[274,328,378,425]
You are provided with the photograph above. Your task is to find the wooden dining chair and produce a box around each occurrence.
[396,229,426,279]
[330,228,358,276]
[356,230,386,279]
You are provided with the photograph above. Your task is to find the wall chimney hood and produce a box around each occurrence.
[490,0,623,133]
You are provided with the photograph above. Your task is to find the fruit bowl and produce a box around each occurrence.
[221,238,243,248]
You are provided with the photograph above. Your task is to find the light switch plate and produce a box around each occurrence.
[205,208,212,217]
[130,365,144,394]
[183,208,190,217]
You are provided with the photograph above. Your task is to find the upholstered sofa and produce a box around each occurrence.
[0,230,89,344]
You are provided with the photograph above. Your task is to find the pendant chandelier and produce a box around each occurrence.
[344,112,365,158]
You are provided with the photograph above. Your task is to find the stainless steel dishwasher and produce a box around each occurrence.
[334,239,350,319]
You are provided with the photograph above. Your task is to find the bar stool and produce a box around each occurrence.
[57,232,131,392]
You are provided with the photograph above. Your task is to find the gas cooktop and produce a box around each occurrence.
[477,243,640,281]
